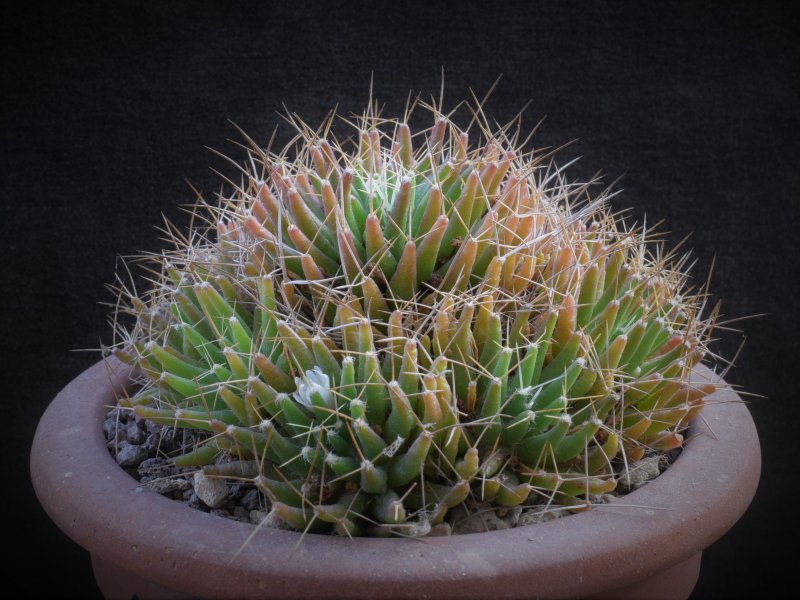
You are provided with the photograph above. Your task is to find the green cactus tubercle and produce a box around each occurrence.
[113,103,715,536]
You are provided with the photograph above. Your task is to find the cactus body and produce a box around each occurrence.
[112,101,715,536]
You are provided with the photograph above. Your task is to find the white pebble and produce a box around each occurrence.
[193,472,229,509]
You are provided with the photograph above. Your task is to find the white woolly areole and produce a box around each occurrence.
[383,436,405,458]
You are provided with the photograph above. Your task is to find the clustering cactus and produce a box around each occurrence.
[112,99,716,537]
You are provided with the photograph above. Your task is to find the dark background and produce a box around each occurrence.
[4,1,798,597]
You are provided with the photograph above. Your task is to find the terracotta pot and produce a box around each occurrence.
[31,358,760,599]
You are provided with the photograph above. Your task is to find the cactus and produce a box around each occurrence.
[111,99,716,536]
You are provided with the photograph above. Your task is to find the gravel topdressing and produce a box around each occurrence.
[104,404,680,536]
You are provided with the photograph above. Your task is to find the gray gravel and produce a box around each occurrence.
[104,406,265,519]
[105,406,679,536]
[115,443,149,468]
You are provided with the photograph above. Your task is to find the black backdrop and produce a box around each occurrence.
[4,1,798,597]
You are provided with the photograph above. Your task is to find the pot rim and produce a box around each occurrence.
[31,358,760,599]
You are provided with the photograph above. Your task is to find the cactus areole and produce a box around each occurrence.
[32,101,759,598]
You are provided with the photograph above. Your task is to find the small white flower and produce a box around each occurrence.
[294,367,331,409]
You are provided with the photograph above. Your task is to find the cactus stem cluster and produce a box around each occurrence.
[109,97,718,537]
